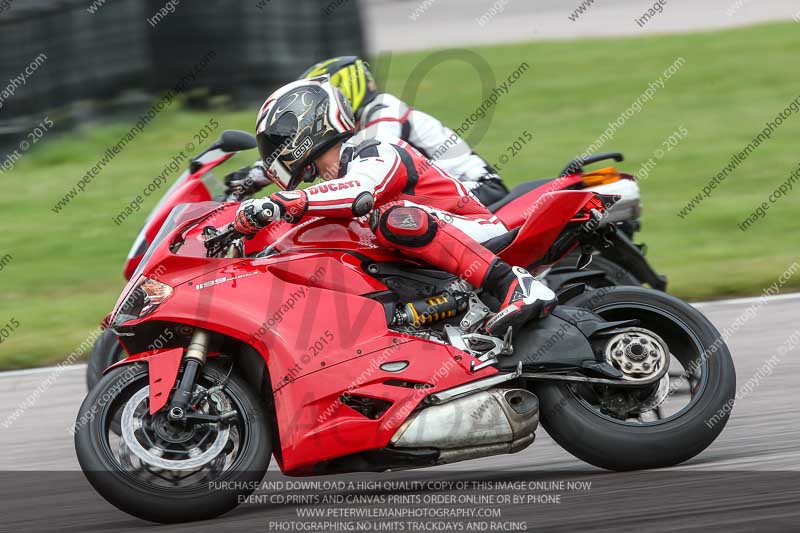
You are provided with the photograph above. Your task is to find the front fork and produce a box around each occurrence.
[166,329,209,420]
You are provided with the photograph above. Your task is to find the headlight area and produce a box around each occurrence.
[112,276,174,327]
[112,321,192,356]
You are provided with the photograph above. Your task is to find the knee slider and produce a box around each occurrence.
[377,206,438,247]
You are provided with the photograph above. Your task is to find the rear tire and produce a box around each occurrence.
[536,286,736,471]
[75,360,271,523]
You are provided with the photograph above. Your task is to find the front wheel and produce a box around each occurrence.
[535,286,736,471]
[75,360,270,523]
[553,253,640,289]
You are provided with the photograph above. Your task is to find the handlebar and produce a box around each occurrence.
[559,152,624,177]
[202,207,274,257]
[223,162,270,202]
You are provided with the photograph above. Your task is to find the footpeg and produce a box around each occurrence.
[460,294,491,332]
[470,358,497,372]
[445,323,514,373]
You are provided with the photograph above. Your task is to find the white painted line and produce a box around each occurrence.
[0,364,87,379]
[692,291,800,309]
[1,291,798,378]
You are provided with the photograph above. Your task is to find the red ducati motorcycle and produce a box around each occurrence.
[74,178,734,523]
[85,130,667,389]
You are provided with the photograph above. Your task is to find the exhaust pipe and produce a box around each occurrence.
[390,388,539,464]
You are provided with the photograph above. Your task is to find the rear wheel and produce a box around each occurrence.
[75,360,270,523]
[535,286,736,471]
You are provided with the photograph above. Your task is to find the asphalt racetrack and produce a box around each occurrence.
[362,0,800,51]
[1,294,799,532]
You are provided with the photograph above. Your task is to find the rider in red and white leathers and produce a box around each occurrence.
[300,56,509,206]
[234,78,555,335]
[305,137,504,242]
[225,57,508,206]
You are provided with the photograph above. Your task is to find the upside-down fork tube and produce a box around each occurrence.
[106,328,211,416]
[165,329,209,418]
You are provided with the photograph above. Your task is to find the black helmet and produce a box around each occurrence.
[300,56,377,119]
[255,77,355,190]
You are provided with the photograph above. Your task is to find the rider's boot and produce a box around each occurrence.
[482,263,557,336]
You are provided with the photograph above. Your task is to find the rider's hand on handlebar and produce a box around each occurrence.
[233,198,281,235]
[224,162,273,199]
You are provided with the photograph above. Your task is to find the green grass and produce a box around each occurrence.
[2,22,799,369]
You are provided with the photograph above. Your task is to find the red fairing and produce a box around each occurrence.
[493,174,584,229]
[247,216,404,264]
[113,256,496,471]
[107,203,502,472]
[110,202,238,321]
[498,190,597,268]
[275,337,495,473]
[146,348,183,414]
[106,191,602,474]
[267,252,387,295]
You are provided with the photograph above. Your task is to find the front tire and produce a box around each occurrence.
[86,328,126,390]
[554,253,640,289]
[536,286,736,471]
[75,360,270,523]
[584,254,640,287]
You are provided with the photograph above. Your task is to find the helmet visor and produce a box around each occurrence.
[257,133,298,190]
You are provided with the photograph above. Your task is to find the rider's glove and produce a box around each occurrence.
[224,162,273,198]
[233,198,281,235]
[270,190,309,223]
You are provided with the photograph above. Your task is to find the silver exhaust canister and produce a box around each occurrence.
[390,388,539,464]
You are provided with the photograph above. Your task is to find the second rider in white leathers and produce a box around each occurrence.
[300,56,509,206]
